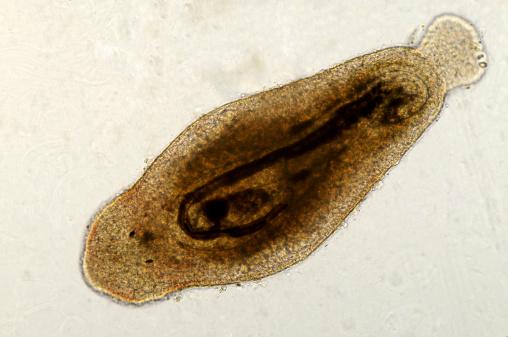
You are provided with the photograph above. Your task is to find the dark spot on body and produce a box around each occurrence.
[141,230,155,244]
[129,231,136,237]
[203,198,230,223]
[145,259,154,264]
[289,169,312,183]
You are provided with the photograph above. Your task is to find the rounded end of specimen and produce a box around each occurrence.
[417,14,487,90]
[81,191,184,304]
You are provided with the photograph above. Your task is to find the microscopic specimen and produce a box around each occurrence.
[82,14,487,303]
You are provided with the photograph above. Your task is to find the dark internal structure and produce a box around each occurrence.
[178,79,423,240]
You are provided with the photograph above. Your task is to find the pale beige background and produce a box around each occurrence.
[1,1,507,336]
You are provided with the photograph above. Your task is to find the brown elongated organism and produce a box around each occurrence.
[82,15,487,303]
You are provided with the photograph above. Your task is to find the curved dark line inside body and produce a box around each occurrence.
[178,80,417,240]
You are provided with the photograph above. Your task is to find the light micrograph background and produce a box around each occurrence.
[1,1,506,336]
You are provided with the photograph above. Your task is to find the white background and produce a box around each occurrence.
[1,1,507,336]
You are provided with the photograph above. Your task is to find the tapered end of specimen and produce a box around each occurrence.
[417,15,487,90]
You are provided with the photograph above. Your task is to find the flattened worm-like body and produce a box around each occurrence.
[82,15,487,303]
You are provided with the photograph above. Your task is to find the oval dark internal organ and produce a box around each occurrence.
[183,188,283,239]
[82,14,487,303]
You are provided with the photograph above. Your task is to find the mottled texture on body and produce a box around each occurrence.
[82,15,487,303]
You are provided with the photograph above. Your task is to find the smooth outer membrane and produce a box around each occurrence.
[82,14,487,303]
